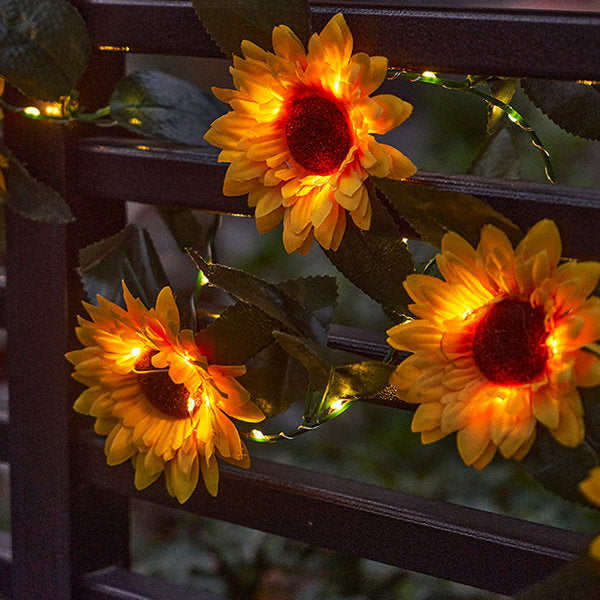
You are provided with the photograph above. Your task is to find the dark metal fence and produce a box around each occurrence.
[1,1,599,598]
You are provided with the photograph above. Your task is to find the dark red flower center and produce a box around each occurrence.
[135,352,198,418]
[471,299,548,385]
[284,93,352,175]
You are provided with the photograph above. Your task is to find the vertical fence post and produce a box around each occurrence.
[4,50,130,598]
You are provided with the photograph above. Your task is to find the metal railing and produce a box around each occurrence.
[1,2,599,598]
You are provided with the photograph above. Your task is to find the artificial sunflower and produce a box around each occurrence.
[387,220,600,468]
[205,13,416,255]
[66,284,264,502]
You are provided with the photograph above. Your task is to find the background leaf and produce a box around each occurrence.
[374,178,522,250]
[521,79,600,141]
[191,0,311,57]
[195,300,281,365]
[2,146,73,223]
[110,70,226,145]
[514,548,600,600]
[486,77,519,135]
[188,251,327,342]
[274,331,363,392]
[239,342,308,418]
[278,276,338,330]
[325,187,415,323]
[158,208,220,253]
[0,0,90,100]
[78,224,170,307]
[468,127,520,180]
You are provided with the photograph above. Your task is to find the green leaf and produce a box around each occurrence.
[239,342,308,418]
[191,0,311,57]
[315,362,396,420]
[520,429,599,507]
[188,250,327,342]
[0,0,90,100]
[327,362,396,403]
[279,276,338,330]
[468,127,520,180]
[195,300,281,366]
[110,70,225,145]
[522,79,600,141]
[514,548,600,600]
[78,224,170,308]
[273,331,364,391]
[374,178,522,250]
[324,187,415,323]
[158,207,220,253]
[2,146,73,223]
[486,77,519,135]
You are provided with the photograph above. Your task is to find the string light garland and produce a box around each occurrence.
[243,398,355,443]
[387,69,556,183]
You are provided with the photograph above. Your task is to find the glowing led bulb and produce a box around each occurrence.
[23,106,41,116]
[44,103,62,117]
[251,429,266,441]
[330,398,346,411]
[187,396,196,413]
[421,71,437,79]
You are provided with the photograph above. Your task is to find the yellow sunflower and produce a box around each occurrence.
[204,13,416,255]
[387,220,600,468]
[66,284,264,502]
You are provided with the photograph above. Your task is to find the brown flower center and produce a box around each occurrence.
[284,93,352,175]
[135,352,199,418]
[471,299,548,385]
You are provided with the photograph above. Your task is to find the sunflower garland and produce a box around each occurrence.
[66,284,264,502]
[387,220,600,469]
[204,12,416,255]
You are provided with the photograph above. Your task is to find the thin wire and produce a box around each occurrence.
[242,400,355,443]
[388,69,556,184]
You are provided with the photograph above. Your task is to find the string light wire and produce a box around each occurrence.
[387,69,556,184]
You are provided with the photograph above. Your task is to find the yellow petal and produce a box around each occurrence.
[457,419,491,466]
[199,453,219,497]
[532,387,560,429]
[272,24,306,64]
[550,399,584,447]
[579,466,600,506]
[574,348,600,387]
[411,402,443,432]
[379,144,417,180]
[240,39,268,62]
[133,453,163,490]
[516,219,561,273]
[256,205,285,234]
[168,452,200,503]
[105,425,136,466]
[470,442,497,469]
[364,94,413,134]
[387,319,442,353]
[225,155,267,181]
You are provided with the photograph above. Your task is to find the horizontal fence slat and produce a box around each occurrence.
[70,1,600,79]
[75,431,589,596]
[81,566,225,600]
[71,137,600,258]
